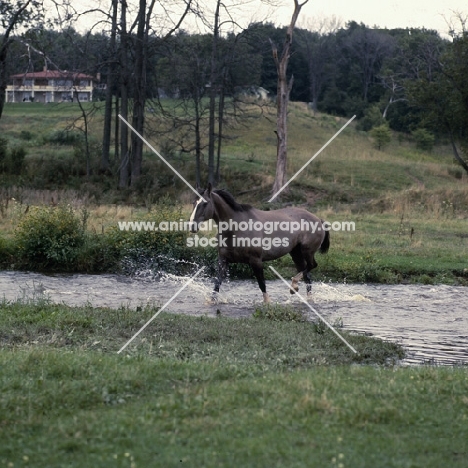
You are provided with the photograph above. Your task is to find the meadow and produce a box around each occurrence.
[0,101,467,467]
[1,300,467,468]
[0,101,467,284]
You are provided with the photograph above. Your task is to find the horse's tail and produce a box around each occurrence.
[319,225,330,254]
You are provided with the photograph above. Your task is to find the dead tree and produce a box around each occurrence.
[270,0,309,199]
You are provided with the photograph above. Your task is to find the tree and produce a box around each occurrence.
[0,0,43,118]
[101,0,119,173]
[407,28,468,174]
[270,0,308,199]
[299,16,341,113]
[370,124,391,150]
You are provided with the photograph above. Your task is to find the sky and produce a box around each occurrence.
[272,0,466,36]
[53,0,467,37]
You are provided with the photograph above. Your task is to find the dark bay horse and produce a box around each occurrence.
[189,184,329,302]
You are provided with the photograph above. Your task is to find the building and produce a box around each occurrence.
[6,69,98,103]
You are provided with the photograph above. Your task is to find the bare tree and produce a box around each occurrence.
[101,0,119,173]
[270,0,308,199]
[0,0,43,119]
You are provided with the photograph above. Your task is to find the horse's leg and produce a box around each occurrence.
[304,255,318,298]
[289,245,306,294]
[290,271,303,293]
[210,256,228,304]
[250,259,270,303]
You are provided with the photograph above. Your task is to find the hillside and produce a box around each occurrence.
[0,101,467,284]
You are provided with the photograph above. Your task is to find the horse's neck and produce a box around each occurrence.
[211,192,237,223]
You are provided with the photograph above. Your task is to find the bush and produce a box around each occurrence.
[412,128,435,152]
[9,146,27,175]
[46,129,83,146]
[357,104,385,131]
[0,234,14,267]
[14,205,86,270]
[0,137,8,172]
[370,124,392,150]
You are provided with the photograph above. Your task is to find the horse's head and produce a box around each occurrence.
[189,183,215,233]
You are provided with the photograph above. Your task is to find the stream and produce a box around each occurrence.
[1,270,467,366]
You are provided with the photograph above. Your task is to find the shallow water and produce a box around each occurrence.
[1,270,467,366]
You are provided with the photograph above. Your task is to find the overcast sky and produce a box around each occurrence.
[275,0,466,35]
[62,0,467,37]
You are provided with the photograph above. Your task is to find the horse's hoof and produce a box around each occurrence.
[205,293,219,305]
[289,283,299,294]
[263,293,271,303]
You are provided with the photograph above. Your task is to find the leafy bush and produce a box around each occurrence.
[370,124,392,150]
[412,128,435,152]
[19,130,34,141]
[357,104,385,131]
[14,205,86,270]
[0,234,14,267]
[46,129,83,146]
[0,137,7,172]
[9,146,27,175]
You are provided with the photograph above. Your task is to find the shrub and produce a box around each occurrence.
[370,124,392,150]
[412,128,435,152]
[46,129,83,146]
[9,146,27,175]
[19,130,34,141]
[357,104,385,131]
[0,137,7,172]
[14,205,85,270]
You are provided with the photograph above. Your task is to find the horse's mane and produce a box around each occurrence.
[213,189,252,212]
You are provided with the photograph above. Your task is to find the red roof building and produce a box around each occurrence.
[6,69,98,103]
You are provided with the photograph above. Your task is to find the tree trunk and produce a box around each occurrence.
[207,0,221,185]
[215,82,225,184]
[118,0,130,188]
[101,0,119,173]
[270,0,308,198]
[0,39,11,120]
[130,0,148,187]
[450,132,468,175]
[114,96,119,162]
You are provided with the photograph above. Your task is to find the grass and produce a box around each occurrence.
[0,300,467,467]
[1,103,467,467]
[0,101,467,283]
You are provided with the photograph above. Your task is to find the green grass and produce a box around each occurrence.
[0,101,467,284]
[1,301,467,467]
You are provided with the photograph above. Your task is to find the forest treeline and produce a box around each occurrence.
[1,0,468,187]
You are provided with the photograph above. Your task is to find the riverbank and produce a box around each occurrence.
[0,301,467,467]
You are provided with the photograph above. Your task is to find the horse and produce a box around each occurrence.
[189,184,330,303]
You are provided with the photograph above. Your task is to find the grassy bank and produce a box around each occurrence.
[0,102,467,284]
[1,301,467,467]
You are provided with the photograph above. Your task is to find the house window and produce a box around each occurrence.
[61,93,73,102]
[79,80,89,87]
[56,79,72,87]
[23,80,33,87]
[77,93,89,102]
